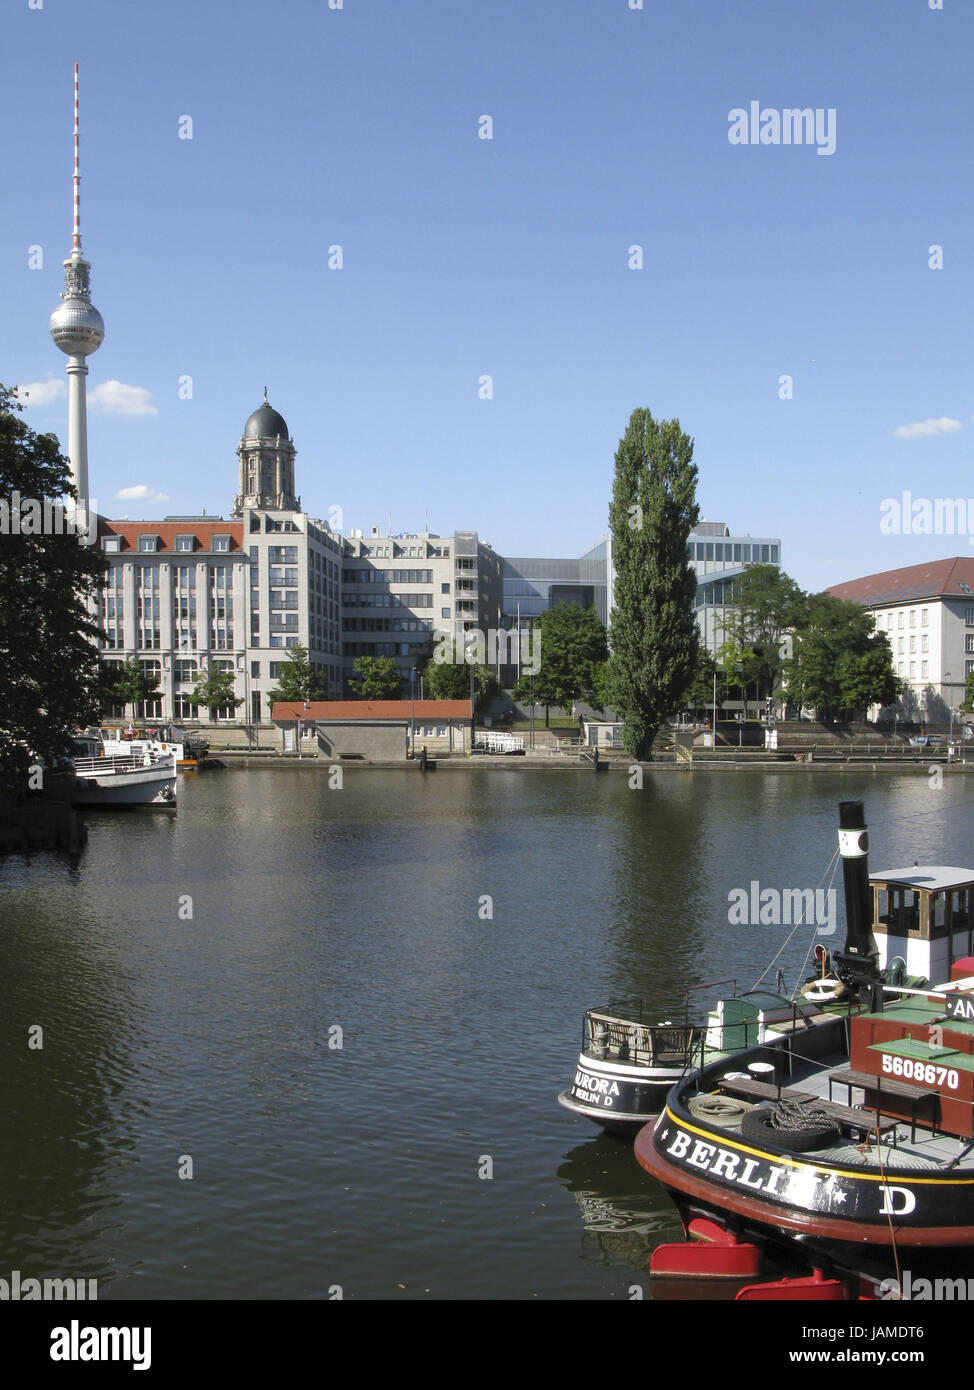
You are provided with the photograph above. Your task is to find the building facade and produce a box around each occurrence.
[827,557,974,720]
[93,399,503,723]
[500,522,782,656]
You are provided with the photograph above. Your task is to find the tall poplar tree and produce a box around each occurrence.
[608,409,700,759]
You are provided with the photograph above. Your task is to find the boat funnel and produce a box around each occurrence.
[833,801,881,993]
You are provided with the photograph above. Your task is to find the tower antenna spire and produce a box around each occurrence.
[50,62,104,522]
[73,61,81,253]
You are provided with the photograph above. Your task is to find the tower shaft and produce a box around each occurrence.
[50,62,104,519]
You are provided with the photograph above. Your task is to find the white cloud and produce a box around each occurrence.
[14,379,66,406]
[115,484,170,502]
[88,380,158,416]
[894,416,963,439]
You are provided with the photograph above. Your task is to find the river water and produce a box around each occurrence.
[0,766,968,1300]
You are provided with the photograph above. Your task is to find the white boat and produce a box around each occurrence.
[69,736,177,809]
[95,726,208,768]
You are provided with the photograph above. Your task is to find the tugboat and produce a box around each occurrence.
[635,801,974,1285]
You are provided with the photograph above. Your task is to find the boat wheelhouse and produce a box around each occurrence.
[635,803,974,1287]
[870,866,974,983]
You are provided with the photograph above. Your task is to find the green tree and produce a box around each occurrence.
[682,649,729,719]
[961,670,974,715]
[423,655,498,717]
[98,657,159,717]
[725,565,805,699]
[267,643,324,706]
[607,409,700,758]
[786,594,899,719]
[512,603,608,725]
[348,655,402,700]
[0,384,107,796]
[191,663,243,721]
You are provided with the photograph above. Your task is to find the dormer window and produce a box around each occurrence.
[137,535,158,553]
[211,534,230,553]
[103,536,120,553]
[175,535,194,553]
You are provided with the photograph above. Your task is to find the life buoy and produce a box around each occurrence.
[801,976,846,1004]
[689,1093,749,1127]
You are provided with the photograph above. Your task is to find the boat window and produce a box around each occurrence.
[931,892,947,934]
[888,887,921,936]
[951,889,971,932]
[876,887,889,926]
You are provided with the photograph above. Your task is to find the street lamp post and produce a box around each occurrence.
[410,667,416,758]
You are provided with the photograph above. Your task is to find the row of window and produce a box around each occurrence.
[341,568,435,585]
[104,534,233,555]
[342,617,434,633]
[690,542,778,564]
[880,609,930,630]
[343,593,435,608]
[898,660,974,680]
[344,642,425,657]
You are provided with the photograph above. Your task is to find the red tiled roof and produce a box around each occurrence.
[826,557,974,607]
[272,700,473,723]
[97,520,245,553]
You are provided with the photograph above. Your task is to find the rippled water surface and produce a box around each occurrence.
[0,766,967,1299]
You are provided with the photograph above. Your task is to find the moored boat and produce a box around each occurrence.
[69,735,177,809]
[558,987,736,1136]
[97,725,207,769]
[635,801,974,1284]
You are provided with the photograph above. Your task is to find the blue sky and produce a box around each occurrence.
[4,0,972,593]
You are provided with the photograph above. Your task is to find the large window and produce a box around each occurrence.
[139,660,162,718]
[101,660,126,717]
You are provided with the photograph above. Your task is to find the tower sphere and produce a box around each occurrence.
[50,292,105,357]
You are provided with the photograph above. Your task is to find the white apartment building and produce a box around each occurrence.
[828,557,974,719]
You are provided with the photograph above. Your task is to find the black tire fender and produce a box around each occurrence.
[740,1105,840,1153]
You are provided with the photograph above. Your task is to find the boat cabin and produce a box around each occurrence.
[869,867,974,984]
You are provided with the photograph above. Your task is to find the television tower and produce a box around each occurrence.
[50,63,104,517]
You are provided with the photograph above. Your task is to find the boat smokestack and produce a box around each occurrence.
[834,800,880,991]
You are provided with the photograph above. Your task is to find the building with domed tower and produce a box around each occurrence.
[95,393,347,727]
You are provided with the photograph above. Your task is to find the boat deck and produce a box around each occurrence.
[699,1046,974,1171]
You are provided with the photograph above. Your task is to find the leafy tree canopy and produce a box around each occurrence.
[512,603,608,721]
[786,594,899,718]
[0,383,107,796]
[724,564,805,698]
[607,409,700,758]
[422,655,497,716]
[191,663,243,715]
[99,657,159,714]
[348,655,402,700]
[267,643,324,707]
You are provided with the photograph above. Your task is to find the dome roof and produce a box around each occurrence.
[243,395,289,441]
